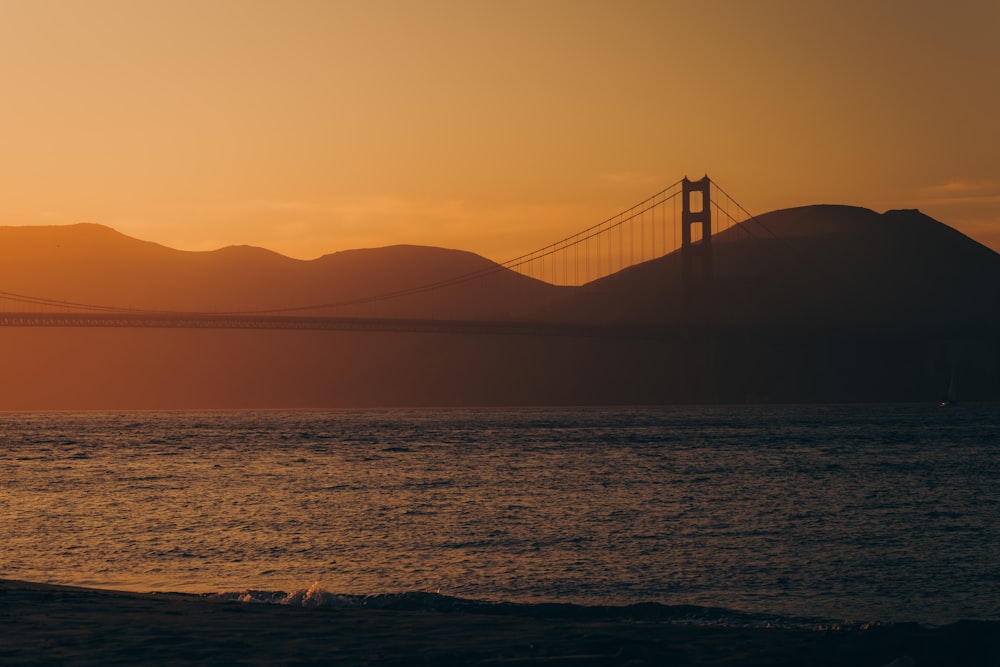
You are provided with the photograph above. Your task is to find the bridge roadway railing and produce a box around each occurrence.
[0,311,674,339]
[0,311,995,345]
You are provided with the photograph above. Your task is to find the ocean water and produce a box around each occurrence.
[1,405,997,626]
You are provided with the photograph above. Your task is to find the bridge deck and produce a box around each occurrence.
[0,312,991,342]
[0,311,663,339]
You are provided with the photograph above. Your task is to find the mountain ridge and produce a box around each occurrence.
[3,205,997,320]
[0,205,995,408]
[556,204,1000,330]
[0,223,561,318]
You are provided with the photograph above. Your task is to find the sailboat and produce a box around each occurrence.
[939,364,959,407]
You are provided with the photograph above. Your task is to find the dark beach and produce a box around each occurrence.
[1,580,996,666]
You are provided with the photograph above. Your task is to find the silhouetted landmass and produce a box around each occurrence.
[548,205,1000,403]
[0,206,996,408]
[566,205,1000,331]
[0,223,563,318]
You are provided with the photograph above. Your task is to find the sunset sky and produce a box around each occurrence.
[1,0,998,261]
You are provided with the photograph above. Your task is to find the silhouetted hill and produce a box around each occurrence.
[0,224,561,318]
[0,207,995,408]
[543,205,1000,403]
[560,205,1000,332]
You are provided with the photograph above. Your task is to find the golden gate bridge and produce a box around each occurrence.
[0,176,778,336]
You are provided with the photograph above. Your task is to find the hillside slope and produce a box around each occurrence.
[558,205,1000,331]
[0,208,995,408]
[0,224,562,318]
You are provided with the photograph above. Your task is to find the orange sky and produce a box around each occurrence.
[1,0,998,261]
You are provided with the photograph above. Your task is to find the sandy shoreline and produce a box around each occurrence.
[1,579,997,666]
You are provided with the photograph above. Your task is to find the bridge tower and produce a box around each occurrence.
[681,175,713,292]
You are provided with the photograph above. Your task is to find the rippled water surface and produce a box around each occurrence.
[2,405,997,624]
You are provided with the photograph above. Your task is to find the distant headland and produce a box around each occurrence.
[0,205,996,409]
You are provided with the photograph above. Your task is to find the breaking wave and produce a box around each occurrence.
[206,582,870,630]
